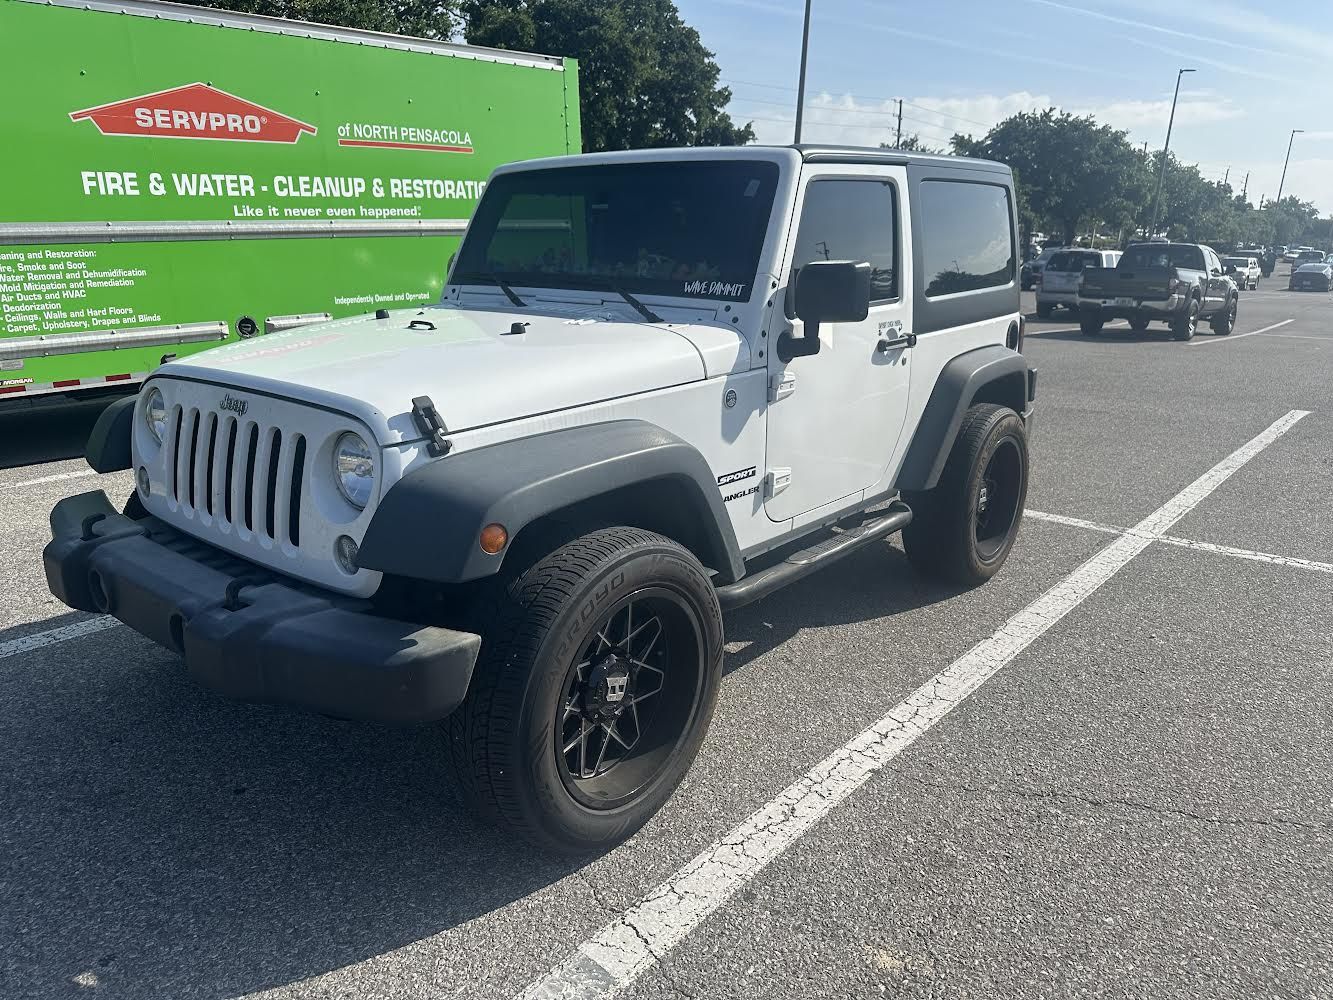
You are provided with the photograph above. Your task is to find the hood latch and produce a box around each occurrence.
[411,396,452,457]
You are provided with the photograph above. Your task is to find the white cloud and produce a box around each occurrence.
[746,90,1246,153]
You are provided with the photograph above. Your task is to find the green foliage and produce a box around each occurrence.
[175,0,460,37]
[462,0,754,152]
[879,133,944,155]
[950,109,1149,246]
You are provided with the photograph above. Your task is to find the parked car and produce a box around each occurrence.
[1021,246,1063,290]
[1291,249,1325,271]
[43,144,1036,854]
[1077,242,1238,340]
[1289,261,1333,292]
[1222,256,1260,290]
[1035,248,1120,316]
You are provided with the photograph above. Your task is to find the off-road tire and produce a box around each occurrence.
[1079,312,1104,336]
[1128,316,1150,332]
[902,404,1029,586]
[447,527,723,855]
[1035,301,1054,319]
[1171,297,1200,341]
[1210,294,1237,336]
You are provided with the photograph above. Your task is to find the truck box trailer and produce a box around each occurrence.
[0,0,579,404]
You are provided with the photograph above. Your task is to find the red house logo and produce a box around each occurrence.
[70,83,316,144]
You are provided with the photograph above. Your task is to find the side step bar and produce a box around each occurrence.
[715,501,913,611]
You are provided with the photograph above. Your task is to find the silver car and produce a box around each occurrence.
[1036,248,1121,317]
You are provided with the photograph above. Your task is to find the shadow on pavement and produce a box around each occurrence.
[722,541,961,676]
[0,539,960,999]
[0,394,127,469]
[0,611,585,1000]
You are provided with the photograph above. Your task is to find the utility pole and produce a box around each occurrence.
[1276,129,1304,204]
[793,0,812,143]
[895,98,903,147]
[1222,166,1229,187]
[1148,67,1196,238]
[1241,171,1249,201]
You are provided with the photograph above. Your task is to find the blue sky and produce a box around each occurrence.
[675,0,1333,215]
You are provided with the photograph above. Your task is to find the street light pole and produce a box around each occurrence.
[1148,67,1195,238]
[793,0,812,143]
[1275,129,1304,205]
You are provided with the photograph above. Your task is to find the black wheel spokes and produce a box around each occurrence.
[975,442,1022,560]
[559,599,668,782]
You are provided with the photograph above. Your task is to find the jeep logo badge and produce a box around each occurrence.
[219,394,249,416]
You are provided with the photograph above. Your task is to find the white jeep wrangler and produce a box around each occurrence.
[46,145,1036,854]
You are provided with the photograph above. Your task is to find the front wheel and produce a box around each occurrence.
[1079,312,1104,336]
[902,403,1029,586]
[1128,316,1151,332]
[448,527,723,855]
[1210,295,1237,335]
[1035,300,1053,319]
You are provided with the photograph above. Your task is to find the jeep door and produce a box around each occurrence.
[763,168,912,524]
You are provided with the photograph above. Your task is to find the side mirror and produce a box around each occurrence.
[781,260,872,362]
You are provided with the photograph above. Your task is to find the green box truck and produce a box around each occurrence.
[0,0,579,403]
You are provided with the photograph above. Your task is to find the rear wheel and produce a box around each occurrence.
[1035,300,1053,319]
[448,527,723,855]
[1128,316,1150,332]
[1171,298,1200,341]
[1079,311,1104,336]
[902,404,1029,586]
[1210,295,1237,336]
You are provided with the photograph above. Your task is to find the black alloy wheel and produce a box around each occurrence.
[556,589,705,811]
[974,438,1024,562]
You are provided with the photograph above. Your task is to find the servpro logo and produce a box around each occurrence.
[69,83,316,144]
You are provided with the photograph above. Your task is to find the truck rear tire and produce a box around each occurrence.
[1128,316,1150,332]
[1210,295,1237,335]
[902,404,1029,586]
[1079,312,1104,336]
[448,527,723,855]
[1035,301,1053,319]
[1171,298,1200,341]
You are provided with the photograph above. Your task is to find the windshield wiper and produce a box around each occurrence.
[582,277,664,324]
[458,270,526,308]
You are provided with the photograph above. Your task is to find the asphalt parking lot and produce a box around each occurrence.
[2,272,1331,999]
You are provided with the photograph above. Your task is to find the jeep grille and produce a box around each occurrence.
[167,405,308,548]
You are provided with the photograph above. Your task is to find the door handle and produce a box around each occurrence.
[876,333,916,353]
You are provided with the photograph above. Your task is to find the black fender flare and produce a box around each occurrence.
[358,419,746,585]
[895,345,1031,492]
[85,395,136,473]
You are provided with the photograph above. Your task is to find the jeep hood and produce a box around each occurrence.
[160,304,741,444]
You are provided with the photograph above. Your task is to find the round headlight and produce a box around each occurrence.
[333,431,375,509]
[144,386,168,444]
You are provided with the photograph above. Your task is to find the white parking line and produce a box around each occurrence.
[7,468,98,488]
[0,616,117,659]
[1189,318,1294,346]
[517,407,1311,1000]
[1025,509,1333,576]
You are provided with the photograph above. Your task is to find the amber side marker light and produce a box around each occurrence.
[479,523,508,554]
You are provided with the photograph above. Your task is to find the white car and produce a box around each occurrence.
[1223,256,1260,291]
[1035,248,1121,316]
[45,145,1036,853]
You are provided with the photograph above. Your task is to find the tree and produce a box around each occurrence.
[175,0,459,37]
[879,133,944,155]
[951,110,1149,246]
[462,0,754,152]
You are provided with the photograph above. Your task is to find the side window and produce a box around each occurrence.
[788,179,898,308]
[919,180,1014,297]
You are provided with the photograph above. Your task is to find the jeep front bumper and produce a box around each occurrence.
[43,491,481,723]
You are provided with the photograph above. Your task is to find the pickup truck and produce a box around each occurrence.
[1077,242,1238,341]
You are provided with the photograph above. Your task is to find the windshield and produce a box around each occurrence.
[452,160,780,303]
[1224,257,1250,267]
[1122,244,1206,270]
[1046,251,1099,272]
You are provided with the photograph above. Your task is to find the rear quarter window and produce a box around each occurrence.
[919,180,1014,297]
